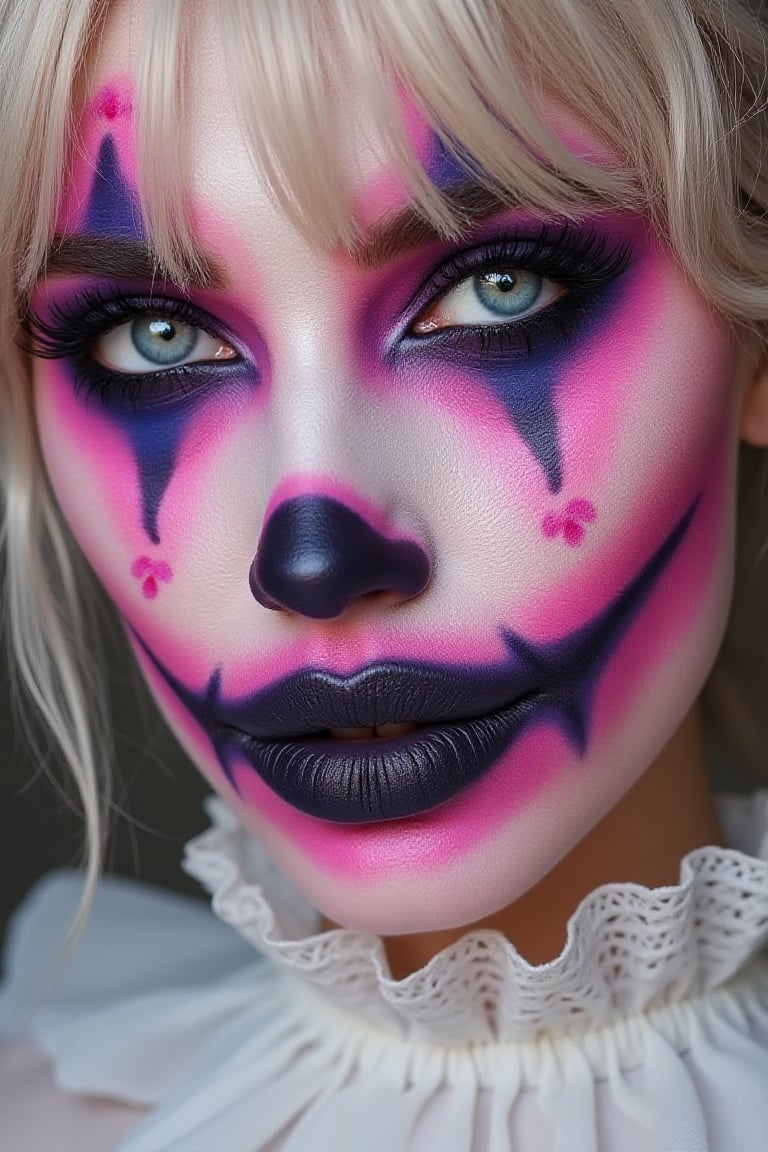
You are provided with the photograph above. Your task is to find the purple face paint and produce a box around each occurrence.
[392,219,633,493]
[77,139,182,542]
[32,57,746,935]
[86,135,143,237]
[36,134,262,546]
[250,493,432,618]
[426,128,473,190]
[135,499,694,821]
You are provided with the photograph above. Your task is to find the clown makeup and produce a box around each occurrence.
[29,14,746,935]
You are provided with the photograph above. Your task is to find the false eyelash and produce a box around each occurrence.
[399,222,633,359]
[23,287,243,410]
[24,286,216,362]
[423,224,632,301]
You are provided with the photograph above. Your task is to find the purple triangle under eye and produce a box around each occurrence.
[85,134,143,238]
[116,408,186,546]
[421,129,567,491]
[83,135,176,544]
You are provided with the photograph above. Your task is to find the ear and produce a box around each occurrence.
[740,352,768,446]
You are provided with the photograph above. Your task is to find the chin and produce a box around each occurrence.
[220,724,665,937]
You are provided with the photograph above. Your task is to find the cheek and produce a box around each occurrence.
[557,258,733,494]
[388,252,738,623]
[33,362,269,680]
[35,363,143,554]
[523,269,739,638]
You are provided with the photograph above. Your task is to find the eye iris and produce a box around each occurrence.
[131,317,198,365]
[473,269,542,317]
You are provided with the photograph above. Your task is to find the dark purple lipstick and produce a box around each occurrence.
[135,502,695,823]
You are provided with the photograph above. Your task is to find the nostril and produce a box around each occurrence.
[249,494,431,619]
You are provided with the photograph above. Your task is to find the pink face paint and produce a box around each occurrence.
[542,497,597,546]
[57,77,138,234]
[129,493,695,832]
[132,556,173,600]
[148,455,727,901]
[33,55,746,934]
[89,83,133,124]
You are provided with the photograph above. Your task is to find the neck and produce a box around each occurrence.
[326,709,724,978]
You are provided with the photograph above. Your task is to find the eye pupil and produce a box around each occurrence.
[132,316,198,365]
[473,268,542,317]
[148,319,175,342]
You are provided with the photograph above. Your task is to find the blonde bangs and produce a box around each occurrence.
[129,0,767,331]
[140,0,641,282]
[4,0,766,321]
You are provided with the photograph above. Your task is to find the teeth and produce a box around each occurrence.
[375,721,418,737]
[328,722,419,741]
[329,726,375,741]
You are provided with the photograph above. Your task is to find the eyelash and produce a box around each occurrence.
[24,224,632,409]
[25,291,241,410]
[400,224,632,359]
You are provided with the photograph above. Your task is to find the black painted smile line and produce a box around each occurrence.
[135,501,697,823]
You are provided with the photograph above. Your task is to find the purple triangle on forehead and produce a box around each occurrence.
[425,130,471,190]
[85,135,143,238]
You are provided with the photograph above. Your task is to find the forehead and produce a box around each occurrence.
[68,0,623,256]
[79,0,405,212]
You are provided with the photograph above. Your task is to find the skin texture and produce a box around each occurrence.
[30,1,766,950]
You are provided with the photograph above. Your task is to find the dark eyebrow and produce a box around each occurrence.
[42,234,223,288]
[352,182,517,269]
[42,183,512,283]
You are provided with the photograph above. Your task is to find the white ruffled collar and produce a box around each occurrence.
[183,793,768,1045]
[6,793,768,1150]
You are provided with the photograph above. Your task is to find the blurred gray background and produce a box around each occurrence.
[0,615,211,969]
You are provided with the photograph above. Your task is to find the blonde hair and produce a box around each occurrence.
[1,0,768,915]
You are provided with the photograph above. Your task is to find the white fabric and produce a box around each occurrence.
[1,794,768,1151]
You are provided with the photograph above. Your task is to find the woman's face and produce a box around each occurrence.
[30,3,751,932]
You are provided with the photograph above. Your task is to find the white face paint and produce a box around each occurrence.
[31,0,747,934]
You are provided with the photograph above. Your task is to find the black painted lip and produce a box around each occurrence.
[224,688,544,822]
[217,662,539,739]
[214,663,545,823]
[134,500,697,824]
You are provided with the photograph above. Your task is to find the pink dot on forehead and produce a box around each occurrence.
[88,83,132,123]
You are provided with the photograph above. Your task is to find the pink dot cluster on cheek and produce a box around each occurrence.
[542,498,597,547]
[131,555,173,600]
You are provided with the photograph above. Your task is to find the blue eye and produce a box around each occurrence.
[94,314,235,374]
[26,290,247,411]
[412,264,560,335]
[130,317,199,365]
[404,226,633,356]
[472,269,544,317]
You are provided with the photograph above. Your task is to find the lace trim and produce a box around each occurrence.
[183,795,768,1044]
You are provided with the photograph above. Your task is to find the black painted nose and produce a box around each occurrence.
[250,495,432,619]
